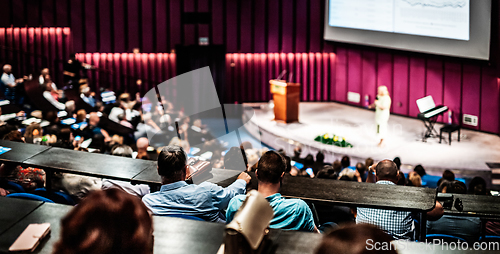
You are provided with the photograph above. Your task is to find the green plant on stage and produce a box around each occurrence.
[314,133,353,148]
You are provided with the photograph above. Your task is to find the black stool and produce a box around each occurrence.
[440,124,460,145]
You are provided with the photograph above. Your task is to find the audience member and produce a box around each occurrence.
[142,145,250,222]
[468,176,487,195]
[393,157,401,170]
[413,165,426,177]
[38,68,49,85]
[357,160,443,240]
[53,189,153,254]
[341,155,355,170]
[427,180,481,243]
[442,169,455,181]
[317,165,338,180]
[111,144,134,158]
[82,112,111,142]
[315,224,396,254]
[1,64,26,104]
[354,162,367,182]
[226,151,318,232]
[80,84,96,107]
[136,137,150,160]
[407,171,422,187]
[313,151,325,175]
[3,130,24,142]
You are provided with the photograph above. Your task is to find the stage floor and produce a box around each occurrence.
[242,102,500,182]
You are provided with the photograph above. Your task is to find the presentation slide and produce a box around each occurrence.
[329,0,470,41]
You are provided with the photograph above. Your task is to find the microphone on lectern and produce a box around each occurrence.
[276,70,287,80]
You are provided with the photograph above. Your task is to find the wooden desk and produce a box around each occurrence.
[0,198,322,254]
[281,176,437,212]
[23,147,152,189]
[0,200,72,254]
[442,194,500,219]
[0,140,51,164]
[0,197,42,235]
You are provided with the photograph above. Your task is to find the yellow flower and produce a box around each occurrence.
[333,136,338,142]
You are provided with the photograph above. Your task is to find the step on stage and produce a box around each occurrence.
[242,102,500,188]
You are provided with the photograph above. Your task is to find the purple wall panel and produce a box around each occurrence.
[392,55,409,115]
[126,0,140,51]
[361,51,377,107]
[267,0,280,53]
[282,0,294,53]
[169,0,181,49]
[183,24,197,45]
[253,0,266,53]
[308,53,315,101]
[295,0,308,52]
[240,1,252,52]
[461,64,481,130]
[99,0,112,52]
[335,48,347,103]
[155,0,168,52]
[225,0,238,52]
[211,0,224,46]
[480,69,499,133]
[0,1,11,27]
[12,0,25,26]
[408,57,426,117]
[309,0,322,52]
[377,52,393,95]
[443,62,462,124]
[55,0,69,27]
[425,59,443,122]
[322,53,329,101]
[112,0,126,52]
[40,0,54,26]
[84,0,97,52]
[69,0,83,52]
[329,53,337,101]
[26,0,40,27]
[141,0,154,53]
[347,49,361,106]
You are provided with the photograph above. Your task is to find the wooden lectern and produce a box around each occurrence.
[270,80,300,123]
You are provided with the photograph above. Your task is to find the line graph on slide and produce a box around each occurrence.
[401,0,467,8]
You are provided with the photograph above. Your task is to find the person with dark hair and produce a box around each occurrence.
[292,146,303,164]
[468,176,487,195]
[428,180,481,243]
[226,151,318,232]
[340,155,353,169]
[393,157,401,170]
[413,165,426,177]
[315,224,397,254]
[365,158,374,169]
[442,170,455,181]
[53,189,153,254]
[317,165,338,180]
[142,145,250,222]
[3,130,24,142]
[358,160,443,240]
[354,162,367,182]
[63,53,93,87]
[313,151,325,175]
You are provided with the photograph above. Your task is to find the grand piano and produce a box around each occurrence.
[416,96,448,142]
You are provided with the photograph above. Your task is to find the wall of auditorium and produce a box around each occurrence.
[1,0,499,134]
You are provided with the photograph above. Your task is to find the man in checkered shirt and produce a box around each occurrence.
[356,160,443,240]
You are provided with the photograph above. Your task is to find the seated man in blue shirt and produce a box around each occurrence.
[142,145,251,222]
[226,151,318,232]
[357,160,443,240]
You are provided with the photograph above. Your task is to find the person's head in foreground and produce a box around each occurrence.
[53,189,153,254]
[315,224,396,254]
[375,160,399,183]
